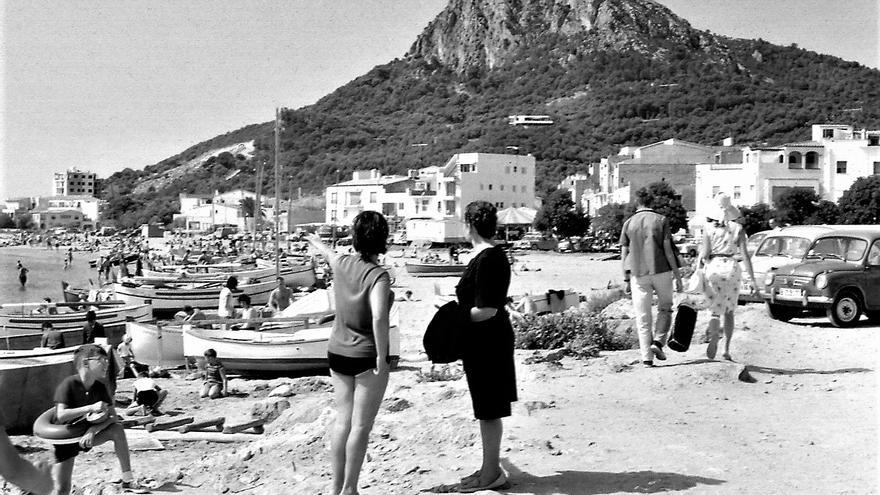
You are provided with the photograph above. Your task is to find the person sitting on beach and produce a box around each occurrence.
[234,294,258,330]
[40,322,66,350]
[200,349,227,399]
[125,371,167,416]
[82,310,105,344]
[180,305,206,322]
[51,344,140,493]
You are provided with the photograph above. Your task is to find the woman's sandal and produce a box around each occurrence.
[460,470,481,484]
[460,471,508,493]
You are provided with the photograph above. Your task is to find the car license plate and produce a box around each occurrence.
[779,288,803,298]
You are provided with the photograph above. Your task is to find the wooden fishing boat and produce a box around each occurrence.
[0,301,153,350]
[112,279,277,317]
[404,262,467,277]
[124,320,186,368]
[139,262,316,287]
[183,304,401,372]
[0,350,76,433]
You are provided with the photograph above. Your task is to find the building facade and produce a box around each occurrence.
[53,168,96,196]
[324,153,537,225]
[587,139,717,215]
[30,209,89,230]
[36,196,102,225]
[814,125,880,201]
[557,173,592,210]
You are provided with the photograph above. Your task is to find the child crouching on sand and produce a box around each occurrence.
[200,348,227,399]
[51,344,141,493]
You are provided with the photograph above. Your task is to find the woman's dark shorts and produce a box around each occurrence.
[328,352,390,376]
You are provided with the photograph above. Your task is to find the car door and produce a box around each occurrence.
[864,239,880,310]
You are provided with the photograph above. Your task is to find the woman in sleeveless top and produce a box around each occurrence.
[697,193,758,361]
[307,211,392,495]
[455,201,516,493]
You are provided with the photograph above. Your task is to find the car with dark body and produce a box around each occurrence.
[763,226,880,327]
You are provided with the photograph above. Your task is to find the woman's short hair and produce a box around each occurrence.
[351,211,388,258]
[226,276,238,289]
[464,201,497,239]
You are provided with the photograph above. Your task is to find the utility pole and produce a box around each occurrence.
[254,159,263,251]
[274,107,282,276]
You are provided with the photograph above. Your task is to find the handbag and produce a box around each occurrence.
[423,301,466,364]
[684,268,705,294]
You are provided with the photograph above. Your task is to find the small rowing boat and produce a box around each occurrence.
[405,262,467,277]
[112,279,277,317]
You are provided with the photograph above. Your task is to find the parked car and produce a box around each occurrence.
[513,232,558,251]
[763,226,880,327]
[739,226,833,303]
[675,238,699,258]
[745,230,770,256]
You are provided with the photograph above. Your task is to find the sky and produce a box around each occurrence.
[2,0,878,200]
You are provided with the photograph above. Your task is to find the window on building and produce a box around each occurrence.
[788,152,802,169]
[512,185,516,192]
[500,202,504,208]
[398,203,404,210]
[873,162,880,175]
[734,186,741,199]
[805,152,819,169]
[522,166,527,174]
[369,192,377,203]
[330,192,337,203]
[823,129,834,139]
[712,186,720,196]
[778,155,784,163]
[836,161,847,174]
[330,210,337,221]
[513,166,518,173]
[479,184,484,191]
[869,135,879,146]
[500,185,504,191]
[445,183,455,196]
[488,184,493,190]
[505,166,510,174]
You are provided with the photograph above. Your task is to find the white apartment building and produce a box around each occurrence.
[815,125,880,201]
[175,189,291,232]
[324,153,537,225]
[557,173,592,210]
[694,124,880,216]
[53,168,96,196]
[36,196,103,225]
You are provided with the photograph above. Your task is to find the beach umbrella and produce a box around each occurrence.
[496,207,537,225]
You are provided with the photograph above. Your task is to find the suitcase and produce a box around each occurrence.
[667,301,697,352]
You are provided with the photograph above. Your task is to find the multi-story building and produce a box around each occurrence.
[694,124,880,216]
[586,139,717,215]
[815,124,880,201]
[2,198,33,220]
[36,196,102,225]
[557,173,592,210]
[53,168,96,196]
[324,153,537,225]
[30,209,89,231]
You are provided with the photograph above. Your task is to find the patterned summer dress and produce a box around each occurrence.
[703,221,743,316]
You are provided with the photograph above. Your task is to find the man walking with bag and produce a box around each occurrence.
[620,188,683,367]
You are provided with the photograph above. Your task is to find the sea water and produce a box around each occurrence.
[0,246,100,308]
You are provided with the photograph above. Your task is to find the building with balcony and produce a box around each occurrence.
[814,124,880,201]
[323,153,537,225]
[53,168,96,196]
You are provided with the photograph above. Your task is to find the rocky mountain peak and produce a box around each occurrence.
[406,0,727,74]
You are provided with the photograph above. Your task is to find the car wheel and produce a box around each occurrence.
[766,303,797,322]
[827,290,863,328]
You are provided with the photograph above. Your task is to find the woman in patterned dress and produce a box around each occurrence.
[697,193,759,360]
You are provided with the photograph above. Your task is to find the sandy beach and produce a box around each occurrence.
[3,252,878,494]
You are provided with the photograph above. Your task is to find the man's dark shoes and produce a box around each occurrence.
[651,342,667,361]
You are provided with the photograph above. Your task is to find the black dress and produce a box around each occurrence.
[456,245,518,420]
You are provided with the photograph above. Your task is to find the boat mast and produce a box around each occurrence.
[274,107,281,277]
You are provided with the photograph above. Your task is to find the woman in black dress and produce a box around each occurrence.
[456,201,517,493]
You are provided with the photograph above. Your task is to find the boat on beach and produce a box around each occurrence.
[404,262,467,277]
[182,302,400,372]
[125,320,187,368]
[139,262,316,287]
[0,300,153,350]
[0,350,75,433]
[112,279,277,317]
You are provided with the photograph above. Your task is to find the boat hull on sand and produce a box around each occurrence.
[0,303,153,350]
[125,321,186,368]
[0,350,75,433]
[404,262,467,277]
[112,280,276,317]
[141,263,316,287]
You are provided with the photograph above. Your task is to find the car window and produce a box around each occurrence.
[809,237,867,262]
[868,240,880,266]
[756,237,782,256]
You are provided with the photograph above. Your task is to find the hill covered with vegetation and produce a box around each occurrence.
[100,0,880,227]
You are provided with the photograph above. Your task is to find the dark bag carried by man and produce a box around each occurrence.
[667,301,696,352]
[424,301,466,363]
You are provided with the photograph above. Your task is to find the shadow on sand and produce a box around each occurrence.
[422,461,725,494]
[745,364,872,376]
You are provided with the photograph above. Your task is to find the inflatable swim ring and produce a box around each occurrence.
[32,408,89,445]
